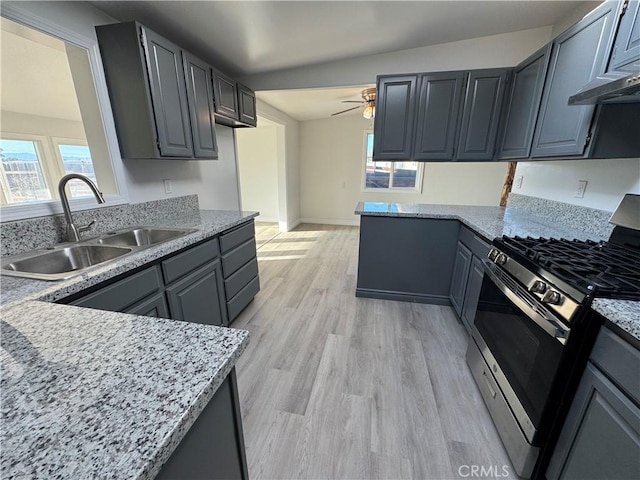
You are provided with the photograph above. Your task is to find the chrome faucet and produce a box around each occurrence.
[57,174,105,242]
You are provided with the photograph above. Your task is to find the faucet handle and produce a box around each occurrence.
[78,219,97,233]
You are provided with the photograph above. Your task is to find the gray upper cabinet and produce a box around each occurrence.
[141,27,193,158]
[456,68,509,161]
[608,0,640,72]
[183,52,219,159]
[412,72,465,161]
[238,83,257,127]
[213,70,240,121]
[498,45,551,160]
[373,75,418,161]
[96,22,222,160]
[531,0,619,158]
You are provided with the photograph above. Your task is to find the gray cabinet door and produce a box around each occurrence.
[412,72,465,161]
[183,52,218,159]
[213,70,240,121]
[461,255,484,334]
[456,69,509,161]
[166,260,228,326]
[498,45,551,160]
[140,26,193,157]
[238,83,257,127]
[373,75,418,161]
[546,363,640,480]
[449,241,473,316]
[608,0,640,72]
[531,0,619,158]
[126,292,170,318]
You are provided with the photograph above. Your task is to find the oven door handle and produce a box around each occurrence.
[485,266,570,345]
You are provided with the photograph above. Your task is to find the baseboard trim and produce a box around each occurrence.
[285,218,302,231]
[355,288,452,306]
[300,217,360,227]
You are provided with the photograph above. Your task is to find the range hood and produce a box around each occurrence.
[568,72,640,105]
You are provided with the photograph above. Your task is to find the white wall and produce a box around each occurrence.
[236,122,279,221]
[300,115,507,225]
[256,100,301,230]
[514,159,640,212]
[123,125,241,210]
[242,26,553,91]
[4,1,242,213]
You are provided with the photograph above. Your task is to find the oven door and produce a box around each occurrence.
[472,260,571,444]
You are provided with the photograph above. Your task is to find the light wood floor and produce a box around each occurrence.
[234,224,518,480]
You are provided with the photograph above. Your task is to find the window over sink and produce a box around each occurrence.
[0,10,127,221]
[362,131,423,193]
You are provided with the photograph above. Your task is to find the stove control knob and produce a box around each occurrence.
[529,280,548,294]
[542,290,563,305]
[496,253,508,266]
[488,249,500,262]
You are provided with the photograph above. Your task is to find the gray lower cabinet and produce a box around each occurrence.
[498,44,551,160]
[166,260,227,326]
[450,242,472,316]
[220,221,260,323]
[531,0,619,158]
[449,226,489,333]
[126,292,170,318]
[547,327,640,480]
[156,369,248,480]
[456,68,509,161]
[412,71,465,161]
[373,75,418,161]
[608,0,640,72]
[356,216,459,304]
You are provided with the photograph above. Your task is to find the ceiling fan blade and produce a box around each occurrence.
[342,100,365,103]
[331,105,361,116]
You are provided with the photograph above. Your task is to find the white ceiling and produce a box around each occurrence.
[257,84,375,121]
[90,1,590,77]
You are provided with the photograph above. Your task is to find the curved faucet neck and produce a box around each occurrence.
[57,174,105,242]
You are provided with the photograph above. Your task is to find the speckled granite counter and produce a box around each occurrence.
[355,201,639,342]
[1,209,257,479]
[1,301,249,479]
[1,209,259,305]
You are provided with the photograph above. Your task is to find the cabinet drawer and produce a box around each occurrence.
[220,221,255,253]
[222,239,257,277]
[459,226,490,259]
[225,258,259,300]
[162,238,219,284]
[227,276,260,322]
[72,266,162,312]
[590,326,640,402]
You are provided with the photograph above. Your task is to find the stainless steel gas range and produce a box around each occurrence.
[467,194,640,479]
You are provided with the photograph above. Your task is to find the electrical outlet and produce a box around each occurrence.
[515,175,523,189]
[163,179,173,194]
[575,180,588,198]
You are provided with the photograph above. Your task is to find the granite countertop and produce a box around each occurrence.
[0,209,257,479]
[1,209,259,305]
[355,201,639,343]
[0,301,249,479]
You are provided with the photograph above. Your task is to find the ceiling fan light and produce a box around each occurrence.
[363,104,375,119]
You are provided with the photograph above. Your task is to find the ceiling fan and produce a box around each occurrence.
[332,87,376,119]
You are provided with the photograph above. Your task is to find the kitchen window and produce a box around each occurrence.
[0,9,127,220]
[362,131,423,192]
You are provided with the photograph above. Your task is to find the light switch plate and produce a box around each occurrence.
[575,180,587,198]
[515,175,523,189]
[163,179,173,194]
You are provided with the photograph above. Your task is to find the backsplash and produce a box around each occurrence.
[1,195,200,257]
[508,193,614,239]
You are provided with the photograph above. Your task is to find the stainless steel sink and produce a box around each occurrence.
[2,245,133,281]
[94,227,194,247]
[1,226,198,281]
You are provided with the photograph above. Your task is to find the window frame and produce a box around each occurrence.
[0,4,129,222]
[361,130,423,194]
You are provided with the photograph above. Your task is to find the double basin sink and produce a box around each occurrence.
[1,227,197,281]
